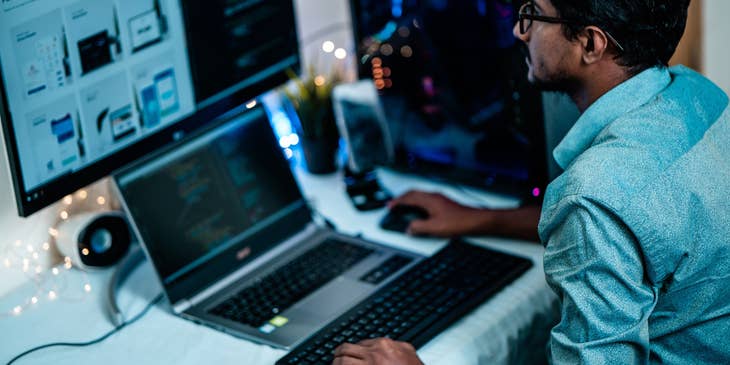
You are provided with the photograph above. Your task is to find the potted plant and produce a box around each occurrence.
[281,65,342,174]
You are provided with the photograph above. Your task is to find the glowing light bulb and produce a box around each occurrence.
[13,306,22,315]
[334,48,347,60]
[398,26,411,38]
[26,245,34,253]
[81,248,90,256]
[42,242,50,251]
[63,195,73,205]
[279,137,290,149]
[84,284,92,292]
[64,262,72,269]
[48,291,57,300]
[52,268,59,275]
[31,296,38,304]
[322,41,335,53]
[60,211,69,220]
[284,148,293,159]
[48,228,59,237]
[96,196,106,205]
[246,100,257,109]
[400,45,413,58]
[379,44,393,56]
[32,252,39,260]
[35,266,42,274]
[314,75,326,86]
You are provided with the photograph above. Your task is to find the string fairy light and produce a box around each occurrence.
[1,187,99,318]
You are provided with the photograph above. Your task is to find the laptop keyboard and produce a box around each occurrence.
[209,239,374,328]
[276,238,532,365]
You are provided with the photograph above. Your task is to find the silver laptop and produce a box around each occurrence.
[112,106,422,349]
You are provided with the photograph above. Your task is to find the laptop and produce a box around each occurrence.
[112,106,423,349]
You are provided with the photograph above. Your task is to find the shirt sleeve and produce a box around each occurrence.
[541,195,659,364]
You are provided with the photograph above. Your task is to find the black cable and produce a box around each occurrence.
[6,293,164,365]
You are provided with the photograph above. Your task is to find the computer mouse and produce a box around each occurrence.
[379,204,430,233]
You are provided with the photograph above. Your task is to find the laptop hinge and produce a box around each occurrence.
[186,223,320,308]
[173,299,193,314]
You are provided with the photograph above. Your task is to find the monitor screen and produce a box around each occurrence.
[0,0,299,216]
[351,0,547,198]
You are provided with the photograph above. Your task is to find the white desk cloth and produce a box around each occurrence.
[0,168,559,364]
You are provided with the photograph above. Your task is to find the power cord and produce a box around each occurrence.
[6,293,163,365]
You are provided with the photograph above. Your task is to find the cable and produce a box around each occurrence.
[6,293,164,365]
[107,246,147,327]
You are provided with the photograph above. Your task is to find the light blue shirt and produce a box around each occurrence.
[538,65,730,364]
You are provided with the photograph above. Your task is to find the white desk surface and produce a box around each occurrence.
[0,167,558,365]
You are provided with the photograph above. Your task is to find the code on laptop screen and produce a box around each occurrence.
[117,109,301,283]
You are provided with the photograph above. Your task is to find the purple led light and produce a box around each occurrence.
[532,187,541,197]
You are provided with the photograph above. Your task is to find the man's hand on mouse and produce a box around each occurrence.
[388,190,493,237]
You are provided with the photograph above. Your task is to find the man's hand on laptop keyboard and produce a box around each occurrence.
[333,338,424,365]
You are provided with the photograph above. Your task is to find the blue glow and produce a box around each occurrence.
[376,21,398,41]
[477,0,487,16]
[391,0,403,18]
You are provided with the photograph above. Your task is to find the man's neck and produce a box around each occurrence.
[570,64,632,113]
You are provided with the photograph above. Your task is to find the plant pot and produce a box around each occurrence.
[301,137,338,174]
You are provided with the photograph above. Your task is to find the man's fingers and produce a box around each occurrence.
[332,356,365,365]
[406,219,433,236]
[333,342,368,359]
[388,190,430,208]
[356,338,387,347]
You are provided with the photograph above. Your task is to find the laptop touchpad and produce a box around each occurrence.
[295,276,373,320]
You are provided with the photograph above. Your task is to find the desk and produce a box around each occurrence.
[0,167,559,365]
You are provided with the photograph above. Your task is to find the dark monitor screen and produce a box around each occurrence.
[351,0,547,198]
[0,0,299,216]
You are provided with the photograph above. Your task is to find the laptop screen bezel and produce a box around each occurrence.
[113,106,313,304]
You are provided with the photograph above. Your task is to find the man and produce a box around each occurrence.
[333,0,730,363]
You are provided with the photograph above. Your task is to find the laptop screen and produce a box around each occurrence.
[116,107,304,285]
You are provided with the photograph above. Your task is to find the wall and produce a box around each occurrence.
[703,0,730,94]
[293,0,355,80]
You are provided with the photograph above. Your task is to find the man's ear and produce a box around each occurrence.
[577,26,610,64]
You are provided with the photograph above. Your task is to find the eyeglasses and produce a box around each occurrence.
[517,2,625,53]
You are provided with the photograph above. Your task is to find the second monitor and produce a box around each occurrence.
[350,0,548,199]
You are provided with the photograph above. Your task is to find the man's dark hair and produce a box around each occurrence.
[549,0,691,74]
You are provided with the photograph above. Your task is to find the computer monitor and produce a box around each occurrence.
[0,0,299,216]
[350,0,548,199]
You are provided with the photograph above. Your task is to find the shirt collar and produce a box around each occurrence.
[553,66,672,169]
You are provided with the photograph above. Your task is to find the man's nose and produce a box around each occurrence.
[513,21,527,42]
